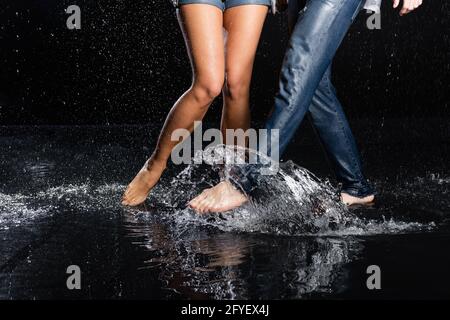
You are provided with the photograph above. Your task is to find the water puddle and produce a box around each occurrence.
[0,127,449,299]
[0,151,437,236]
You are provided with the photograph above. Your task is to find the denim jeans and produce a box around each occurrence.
[233,0,375,198]
[175,0,272,11]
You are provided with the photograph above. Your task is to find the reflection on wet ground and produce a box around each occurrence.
[0,124,449,299]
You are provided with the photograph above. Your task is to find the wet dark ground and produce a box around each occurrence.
[0,120,449,300]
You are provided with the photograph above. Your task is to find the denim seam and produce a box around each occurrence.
[333,96,364,182]
[324,0,365,184]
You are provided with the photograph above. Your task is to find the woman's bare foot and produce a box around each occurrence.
[341,192,375,206]
[121,158,166,206]
[188,181,248,214]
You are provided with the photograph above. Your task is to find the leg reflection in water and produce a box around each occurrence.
[125,212,361,299]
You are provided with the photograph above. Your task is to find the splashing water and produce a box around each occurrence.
[0,144,436,235]
[1,126,448,299]
[0,183,123,230]
[145,145,436,236]
[0,193,48,229]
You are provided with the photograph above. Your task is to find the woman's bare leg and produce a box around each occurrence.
[189,5,268,213]
[122,4,224,206]
[221,5,268,145]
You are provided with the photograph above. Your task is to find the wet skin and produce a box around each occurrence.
[187,180,375,213]
[188,181,248,214]
[122,4,268,206]
[122,157,166,206]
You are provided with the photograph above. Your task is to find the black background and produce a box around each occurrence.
[0,0,448,125]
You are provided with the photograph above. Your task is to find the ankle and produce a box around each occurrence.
[146,156,167,172]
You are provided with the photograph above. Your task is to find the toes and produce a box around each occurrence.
[191,193,207,206]
[122,186,133,202]
[121,194,130,205]
[189,202,199,211]
[196,198,208,214]
[189,190,207,204]
[204,194,224,213]
[188,196,201,209]
[123,197,135,206]
[189,189,210,208]
[203,198,216,214]
[190,195,203,212]
[122,194,145,206]
[197,195,213,214]
[122,199,134,206]
[208,198,223,213]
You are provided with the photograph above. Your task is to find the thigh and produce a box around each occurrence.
[178,0,225,11]
[223,5,268,79]
[177,4,225,81]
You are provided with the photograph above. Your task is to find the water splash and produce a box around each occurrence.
[147,145,436,236]
[0,144,437,236]
[0,192,48,230]
[0,183,124,230]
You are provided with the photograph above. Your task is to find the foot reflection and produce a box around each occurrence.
[124,212,361,299]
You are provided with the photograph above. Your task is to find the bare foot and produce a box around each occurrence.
[188,181,248,214]
[341,192,375,206]
[121,158,166,206]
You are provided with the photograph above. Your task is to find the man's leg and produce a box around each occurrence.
[288,0,374,202]
[288,0,374,203]
[248,0,372,190]
[265,0,364,155]
[219,65,376,204]
[309,66,375,203]
[264,0,374,205]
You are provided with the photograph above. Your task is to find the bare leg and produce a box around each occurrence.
[221,5,268,145]
[189,5,268,213]
[122,4,224,206]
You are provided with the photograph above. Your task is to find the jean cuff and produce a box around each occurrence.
[227,164,259,195]
[341,181,376,198]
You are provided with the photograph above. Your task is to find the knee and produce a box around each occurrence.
[224,71,250,101]
[191,77,224,105]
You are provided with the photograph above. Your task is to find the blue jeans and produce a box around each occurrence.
[233,0,375,198]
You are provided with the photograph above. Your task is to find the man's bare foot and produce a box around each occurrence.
[121,158,166,206]
[188,181,248,214]
[341,192,375,206]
